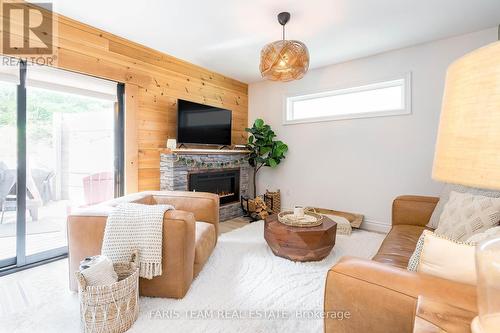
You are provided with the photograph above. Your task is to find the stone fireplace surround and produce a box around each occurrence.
[160,149,250,221]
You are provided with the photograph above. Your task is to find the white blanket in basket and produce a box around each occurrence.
[101,203,173,279]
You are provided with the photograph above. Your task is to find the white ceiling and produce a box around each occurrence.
[47,0,500,83]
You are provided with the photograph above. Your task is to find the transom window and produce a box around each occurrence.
[284,74,411,124]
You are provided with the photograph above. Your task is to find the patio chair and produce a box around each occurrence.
[0,166,43,224]
[82,171,114,206]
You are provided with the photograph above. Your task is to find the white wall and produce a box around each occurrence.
[249,28,498,232]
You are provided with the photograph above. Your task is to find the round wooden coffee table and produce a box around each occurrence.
[264,214,337,262]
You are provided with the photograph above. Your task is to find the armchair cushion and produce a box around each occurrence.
[194,221,217,277]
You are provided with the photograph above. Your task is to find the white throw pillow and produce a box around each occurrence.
[466,226,500,244]
[435,191,500,241]
[407,230,476,285]
[80,255,118,286]
[427,184,500,229]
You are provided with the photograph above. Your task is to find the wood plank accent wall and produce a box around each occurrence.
[1,3,248,192]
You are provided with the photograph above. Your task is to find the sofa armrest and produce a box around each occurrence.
[324,257,476,333]
[392,195,439,227]
[148,191,220,236]
[67,210,196,298]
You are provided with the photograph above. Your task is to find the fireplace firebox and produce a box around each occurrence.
[188,169,240,205]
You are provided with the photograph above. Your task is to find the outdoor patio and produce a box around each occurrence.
[0,105,115,264]
[0,201,69,260]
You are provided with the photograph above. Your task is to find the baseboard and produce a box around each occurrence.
[280,206,391,234]
[360,218,391,234]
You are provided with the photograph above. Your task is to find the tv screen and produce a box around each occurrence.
[177,99,232,145]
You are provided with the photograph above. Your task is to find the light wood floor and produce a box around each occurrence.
[219,216,252,234]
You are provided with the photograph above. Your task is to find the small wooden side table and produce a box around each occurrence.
[413,296,477,333]
[264,214,337,262]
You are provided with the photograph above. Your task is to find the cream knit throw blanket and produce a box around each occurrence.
[101,203,174,279]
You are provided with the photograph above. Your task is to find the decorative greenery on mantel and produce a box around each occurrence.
[173,156,248,169]
[246,119,288,197]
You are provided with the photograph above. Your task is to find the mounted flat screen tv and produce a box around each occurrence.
[177,99,232,146]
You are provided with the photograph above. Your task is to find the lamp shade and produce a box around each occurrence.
[432,41,500,190]
[260,40,309,82]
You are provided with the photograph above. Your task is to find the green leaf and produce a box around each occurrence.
[275,143,288,155]
[254,118,264,128]
[255,156,266,164]
[260,146,272,155]
[244,118,288,173]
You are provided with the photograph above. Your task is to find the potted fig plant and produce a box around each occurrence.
[245,118,288,198]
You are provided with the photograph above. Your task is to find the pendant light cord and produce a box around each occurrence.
[277,12,290,41]
[498,24,500,41]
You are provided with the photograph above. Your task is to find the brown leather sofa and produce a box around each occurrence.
[324,195,477,333]
[67,191,219,298]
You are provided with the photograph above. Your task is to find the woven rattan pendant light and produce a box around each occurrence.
[260,12,309,82]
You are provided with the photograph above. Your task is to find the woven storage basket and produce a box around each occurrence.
[76,251,139,333]
[264,190,281,214]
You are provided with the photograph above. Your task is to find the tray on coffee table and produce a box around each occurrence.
[277,210,324,227]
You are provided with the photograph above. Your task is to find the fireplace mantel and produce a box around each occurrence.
[160,148,251,155]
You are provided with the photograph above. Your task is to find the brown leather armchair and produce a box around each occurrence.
[324,196,477,333]
[67,191,219,299]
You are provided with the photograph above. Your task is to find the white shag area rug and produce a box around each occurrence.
[0,220,385,333]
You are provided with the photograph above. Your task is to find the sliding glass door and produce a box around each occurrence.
[0,73,19,267]
[0,59,124,270]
